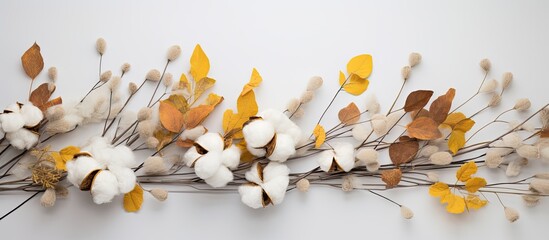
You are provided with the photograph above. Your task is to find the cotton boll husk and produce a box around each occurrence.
[195,132,224,152]
[522,195,540,207]
[296,178,310,192]
[20,104,43,127]
[0,112,25,133]
[419,145,439,157]
[365,95,381,115]
[506,158,528,177]
[244,162,263,184]
[480,79,498,93]
[352,124,371,142]
[370,114,387,136]
[502,72,513,89]
[502,133,522,149]
[222,145,241,169]
[6,128,39,150]
[514,98,531,111]
[143,156,169,174]
[317,150,335,172]
[486,150,504,168]
[400,206,414,219]
[427,172,440,182]
[517,145,540,159]
[91,170,120,204]
[194,151,222,179]
[530,178,549,194]
[146,69,161,82]
[268,134,296,162]
[242,119,275,148]
[180,125,207,141]
[66,156,102,187]
[138,120,156,138]
[108,165,136,194]
[204,166,233,188]
[333,142,355,172]
[300,91,314,104]
[238,184,264,209]
[263,162,290,182]
[262,175,289,205]
[183,147,201,167]
[430,152,453,165]
[286,98,300,113]
[167,45,182,61]
[504,207,519,223]
[306,76,323,91]
[40,188,56,207]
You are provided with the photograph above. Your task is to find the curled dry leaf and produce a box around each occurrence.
[313,124,326,148]
[381,169,402,189]
[338,102,360,125]
[388,136,419,166]
[411,108,430,119]
[404,90,433,112]
[123,184,144,212]
[155,128,175,150]
[190,44,210,81]
[30,83,61,111]
[429,88,456,124]
[159,101,185,133]
[21,42,44,80]
[223,83,259,139]
[406,117,442,140]
[241,68,262,96]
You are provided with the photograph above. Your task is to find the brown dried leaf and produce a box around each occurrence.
[40,97,62,112]
[389,136,419,166]
[407,117,442,140]
[21,42,44,80]
[338,102,360,125]
[381,169,402,189]
[404,90,433,112]
[429,88,456,124]
[159,101,185,133]
[541,128,549,138]
[410,108,430,119]
[29,83,54,108]
[184,105,215,129]
[176,139,194,148]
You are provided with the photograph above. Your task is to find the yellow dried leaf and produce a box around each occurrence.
[164,94,189,113]
[338,102,360,125]
[193,77,216,100]
[52,146,80,171]
[236,140,255,163]
[454,118,475,133]
[465,195,487,210]
[346,54,373,79]
[429,182,450,197]
[339,71,369,96]
[206,93,224,106]
[241,68,262,96]
[456,161,477,182]
[222,90,258,139]
[159,101,185,133]
[21,42,44,80]
[441,112,466,129]
[154,128,174,150]
[123,184,144,212]
[313,124,326,148]
[465,177,487,193]
[448,130,465,155]
[60,146,80,156]
[190,44,210,81]
[441,193,466,214]
[179,73,191,94]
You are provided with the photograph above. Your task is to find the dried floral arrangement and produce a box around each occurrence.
[1,38,548,223]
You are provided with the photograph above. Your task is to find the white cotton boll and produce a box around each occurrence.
[517,145,540,159]
[486,150,504,168]
[430,152,453,165]
[365,95,380,115]
[260,109,302,142]
[370,114,388,136]
[262,176,289,205]
[281,124,302,145]
[300,91,314,104]
[195,132,224,152]
[317,150,336,172]
[108,165,136,194]
[222,145,241,169]
[352,124,371,142]
[268,134,296,162]
[183,147,201,167]
[258,109,284,128]
[306,76,323,91]
[262,162,290,182]
[480,79,498,93]
[110,145,136,168]
[334,143,355,172]
[91,170,120,204]
[81,137,110,167]
[419,145,439,157]
[20,104,43,127]
[194,151,222,179]
[514,98,531,111]
[247,145,266,157]
[180,125,207,141]
[245,162,263,184]
[204,166,233,188]
[238,184,264,209]
[502,133,522,149]
[242,119,275,148]
[143,156,169,174]
[0,112,25,133]
[506,158,528,177]
[6,128,39,150]
[66,156,102,187]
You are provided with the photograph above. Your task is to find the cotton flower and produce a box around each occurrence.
[485,150,504,168]
[48,67,57,82]
[409,52,422,67]
[317,142,355,172]
[502,72,513,89]
[96,38,107,55]
[6,128,39,150]
[100,70,112,82]
[401,66,411,80]
[480,58,491,72]
[400,205,414,219]
[167,45,182,61]
[40,188,56,207]
[513,98,531,111]
[506,158,527,177]
[146,69,161,82]
[121,63,131,74]
[504,207,519,223]
[150,188,169,201]
[355,148,379,172]
[238,162,290,209]
[480,79,498,93]
[0,103,43,149]
[430,152,452,165]
[488,93,502,107]
[91,170,120,204]
[306,76,323,91]
[522,195,540,207]
[300,90,314,104]
[296,178,310,192]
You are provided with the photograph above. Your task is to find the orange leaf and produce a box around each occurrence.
[406,117,442,140]
[159,101,185,133]
[184,105,215,129]
[29,83,54,109]
[176,138,194,148]
[338,102,360,125]
[541,128,549,138]
[429,88,456,124]
[40,97,62,112]
[21,42,44,80]
[123,184,144,212]
[388,136,419,166]
[404,90,433,112]
[381,169,402,188]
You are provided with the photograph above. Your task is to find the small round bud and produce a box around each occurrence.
[40,188,56,208]
[138,107,152,121]
[300,90,314,104]
[146,69,161,82]
[296,178,310,192]
[100,70,112,82]
[47,67,57,82]
[502,72,513,89]
[306,76,323,91]
[163,73,173,87]
[167,45,182,61]
[504,207,519,223]
[400,205,414,219]
[479,58,491,72]
[401,66,411,80]
[408,52,422,67]
[108,76,121,90]
[96,38,107,55]
[488,94,501,107]
[128,82,138,94]
[121,63,131,73]
[513,98,531,111]
[150,188,168,201]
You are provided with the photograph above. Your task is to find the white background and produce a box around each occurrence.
[1,0,549,239]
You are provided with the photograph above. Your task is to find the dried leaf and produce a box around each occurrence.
[441,193,466,214]
[540,128,549,138]
[448,131,465,155]
[465,177,486,193]
[338,102,360,125]
[184,105,215,129]
[429,182,450,197]
[206,93,224,107]
[465,195,487,210]
[40,97,62,112]
[163,94,189,113]
[388,136,419,166]
[381,169,402,188]
[193,77,216,100]
[456,161,477,182]
[159,101,185,133]
[406,117,442,140]
[241,68,262,96]
[154,128,174,150]
[190,44,210,81]
[53,145,81,171]
[237,140,255,163]
[429,88,456,124]
[454,118,475,133]
[21,42,44,80]
[346,54,373,79]
[441,112,466,129]
[123,184,144,212]
[313,124,326,148]
[410,108,430,119]
[339,71,369,96]
[222,90,258,139]
[29,83,54,109]
[179,73,191,94]
[404,90,434,112]
[176,138,194,148]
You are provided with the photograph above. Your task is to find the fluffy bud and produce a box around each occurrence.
[504,207,519,223]
[100,70,112,82]
[137,107,152,121]
[427,172,439,182]
[506,158,527,177]
[530,178,549,193]
[146,137,159,149]
[150,188,168,201]
[408,52,422,67]
[296,178,310,192]
[167,45,182,61]
[513,98,531,111]
[522,195,540,207]
[128,82,138,95]
[96,38,107,55]
[143,156,169,174]
[163,73,173,87]
[480,79,498,93]
[286,98,300,113]
[479,58,491,72]
[365,95,380,115]
[300,91,314,104]
[146,69,161,82]
[419,145,439,157]
[306,76,323,91]
[430,152,452,165]
[488,93,501,107]
[400,205,414,219]
[47,67,57,82]
[502,72,513,89]
[485,150,503,168]
[121,63,131,73]
[517,145,540,159]
[401,66,411,80]
[40,188,56,207]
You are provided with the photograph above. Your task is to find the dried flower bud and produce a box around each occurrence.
[522,195,540,207]
[479,58,491,72]
[400,205,414,219]
[540,107,549,128]
[146,137,159,149]
[47,83,56,92]
[138,107,153,121]
[365,95,380,115]
[430,152,452,165]
[502,72,513,89]
[426,172,439,182]
[108,76,121,91]
[300,90,314,104]
[121,63,131,73]
[408,52,422,67]
[96,38,107,55]
[504,207,519,223]
[47,67,57,82]
[506,158,527,177]
[293,108,305,118]
[419,145,439,157]
[513,98,531,111]
[488,93,501,107]
[480,79,498,93]
[146,69,161,82]
[517,145,540,159]
[128,82,138,95]
[502,133,522,149]
[485,150,503,168]
[307,76,323,91]
[40,188,56,207]
[150,188,169,201]
[535,173,549,179]
[55,185,69,198]
[167,45,182,61]
[100,70,112,82]
[371,114,388,136]
[341,175,358,192]
[286,98,300,113]
[401,66,411,80]
[143,156,168,174]
[296,178,310,192]
[530,178,549,193]
[163,73,173,88]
